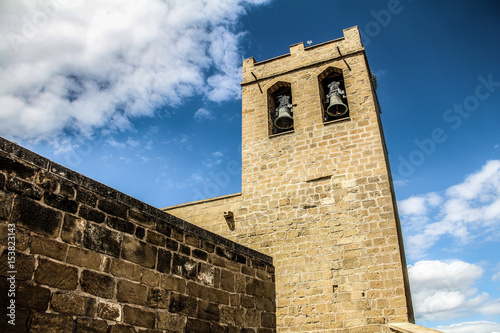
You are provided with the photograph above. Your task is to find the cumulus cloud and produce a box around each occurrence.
[408,260,494,321]
[0,0,270,142]
[398,160,500,258]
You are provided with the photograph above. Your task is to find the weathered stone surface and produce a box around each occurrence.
[98,198,128,219]
[34,258,78,290]
[157,312,186,331]
[107,216,135,234]
[0,251,35,281]
[0,154,37,180]
[106,258,141,281]
[135,226,145,239]
[198,300,219,321]
[186,318,210,333]
[43,192,79,214]
[172,253,197,280]
[129,208,155,228]
[83,223,122,258]
[157,248,171,274]
[108,324,136,333]
[16,283,51,310]
[147,288,169,309]
[116,279,148,305]
[146,230,166,246]
[11,197,62,237]
[30,235,68,261]
[75,318,108,333]
[51,292,94,316]
[29,312,74,333]
[121,236,157,269]
[6,176,43,200]
[97,301,121,321]
[169,292,197,316]
[161,275,186,293]
[61,214,85,245]
[78,204,106,223]
[122,305,156,328]
[76,188,99,207]
[67,246,101,270]
[80,269,115,299]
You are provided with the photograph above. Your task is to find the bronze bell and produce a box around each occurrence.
[326,93,348,117]
[274,105,293,129]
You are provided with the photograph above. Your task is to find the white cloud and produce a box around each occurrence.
[435,321,500,333]
[399,160,500,259]
[408,260,496,321]
[0,0,270,143]
[194,108,215,120]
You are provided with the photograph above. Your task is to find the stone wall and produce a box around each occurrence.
[165,27,414,332]
[0,136,276,333]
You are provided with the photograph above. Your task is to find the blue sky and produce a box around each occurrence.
[1,0,499,331]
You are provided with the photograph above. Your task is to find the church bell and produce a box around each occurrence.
[326,93,348,117]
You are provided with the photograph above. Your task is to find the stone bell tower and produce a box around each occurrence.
[165,26,414,332]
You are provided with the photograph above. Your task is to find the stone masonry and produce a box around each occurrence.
[165,27,415,332]
[0,136,276,332]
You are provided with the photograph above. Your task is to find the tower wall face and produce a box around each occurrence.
[165,27,414,332]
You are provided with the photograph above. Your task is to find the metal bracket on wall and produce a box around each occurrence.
[337,46,351,71]
[251,72,263,93]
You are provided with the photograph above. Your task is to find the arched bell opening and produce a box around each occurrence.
[267,81,293,135]
[318,67,349,122]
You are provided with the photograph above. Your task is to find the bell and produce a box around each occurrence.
[274,106,293,129]
[326,93,348,117]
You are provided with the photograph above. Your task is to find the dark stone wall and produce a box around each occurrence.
[0,137,276,333]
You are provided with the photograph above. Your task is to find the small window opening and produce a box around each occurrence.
[268,82,293,135]
[319,69,349,122]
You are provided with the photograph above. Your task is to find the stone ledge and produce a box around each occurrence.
[389,322,443,333]
[0,136,272,265]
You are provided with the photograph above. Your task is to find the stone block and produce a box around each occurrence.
[97,301,121,321]
[16,283,51,310]
[106,258,142,281]
[157,312,186,331]
[122,305,156,328]
[157,248,172,274]
[83,223,122,258]
[146,230,166,246]
[147,287,170,308]
[67,246,101,270]
[34,258,78,290]
[43,192,79,214]
[51,292,94,316]
[161,275,186,293]
[186,318,210,333]
[129,208,155,228]
[0,155,36,180]
[169,292,197,316]
[30,312,74,333]
[121,236,157,269]
[108,325,136,333]
[76,188,99,207]
[197,300,219,321]
[61,214,85,245]
[11,197,62,237]
[98,198,128,219]
[80,269,115,299]
[0,251,35,281]
[78,204,106,223]
[75,318,108,333]
[30,235,68,261]
[116,279,148,305]
[6,177,43,200]
[107,216,135,234]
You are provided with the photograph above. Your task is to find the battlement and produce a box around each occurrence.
[241,26,364,85]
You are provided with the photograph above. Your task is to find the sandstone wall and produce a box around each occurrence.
[164,27,414,332]
[0,136,276,333]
